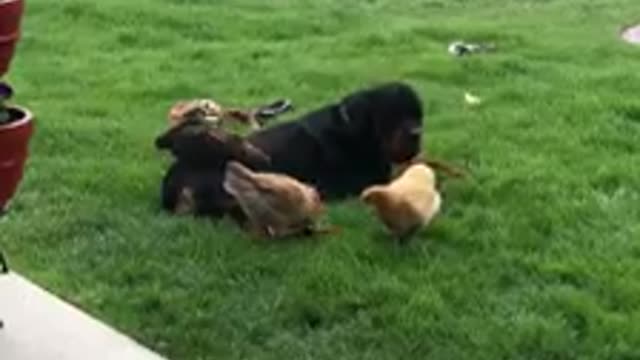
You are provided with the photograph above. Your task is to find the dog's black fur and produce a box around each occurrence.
[247,81,424,199]
[157,81,424,217]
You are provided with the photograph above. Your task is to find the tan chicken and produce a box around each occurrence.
[223,161,325,238]
[361,163,442,242]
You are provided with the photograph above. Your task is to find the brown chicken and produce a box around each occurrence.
[168,99,225,128]
[167,98,292,130]
[223,161,325,238]
[361,163,442,242]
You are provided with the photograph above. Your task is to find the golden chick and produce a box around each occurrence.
[223,161,325,238]
[360,163,442,243]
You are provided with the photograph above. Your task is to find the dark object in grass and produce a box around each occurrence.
[254,98,293,122]
[448,41,496,57]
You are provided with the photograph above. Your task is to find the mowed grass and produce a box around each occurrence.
[2,0,640,358]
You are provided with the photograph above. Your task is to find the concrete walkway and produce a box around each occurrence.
[0,272,168,360]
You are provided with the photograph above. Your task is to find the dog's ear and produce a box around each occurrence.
[155,129,175,150]
[156,117,203,151]
[338,90,375,136]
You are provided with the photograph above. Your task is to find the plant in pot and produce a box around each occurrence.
[0,81,33,214]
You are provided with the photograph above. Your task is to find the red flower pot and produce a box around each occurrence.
[0,106,33,212]
[0,0,25,76]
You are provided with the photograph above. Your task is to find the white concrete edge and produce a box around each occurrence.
[0,272,169,360]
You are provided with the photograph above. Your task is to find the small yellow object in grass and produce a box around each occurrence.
[464,91,482,106]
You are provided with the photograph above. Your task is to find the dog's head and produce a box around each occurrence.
[155,118,271,168]
[339,82,424,164]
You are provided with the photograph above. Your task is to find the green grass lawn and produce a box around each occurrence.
[2,0,640,358]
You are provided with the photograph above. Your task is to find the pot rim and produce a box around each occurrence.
[0,31,20,43]
[0,0,22,5]
[0,105,33,130]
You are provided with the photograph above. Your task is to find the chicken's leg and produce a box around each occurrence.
[396,227,420,245]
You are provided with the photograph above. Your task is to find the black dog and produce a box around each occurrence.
[156,118,271,216]
[157,81,424,218]
[247,81,424,199]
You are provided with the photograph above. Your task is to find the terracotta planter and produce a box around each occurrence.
[0,105,33,212]
[0,0,25,76]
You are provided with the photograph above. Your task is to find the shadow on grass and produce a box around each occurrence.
[368,225,446,256]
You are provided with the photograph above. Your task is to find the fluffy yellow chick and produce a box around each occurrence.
[223,161,325,238]
[360,163,442,242]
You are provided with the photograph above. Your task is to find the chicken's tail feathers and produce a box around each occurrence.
[223,161,255,196]
[360,185,386,203]
[226,161,254,179]
[432,190,443,216]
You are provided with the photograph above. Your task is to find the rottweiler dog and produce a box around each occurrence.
[157,81,425,218]
[247,81,424,199]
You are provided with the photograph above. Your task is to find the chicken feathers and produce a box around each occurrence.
[223,161,324,238]
[361,163,441,242]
